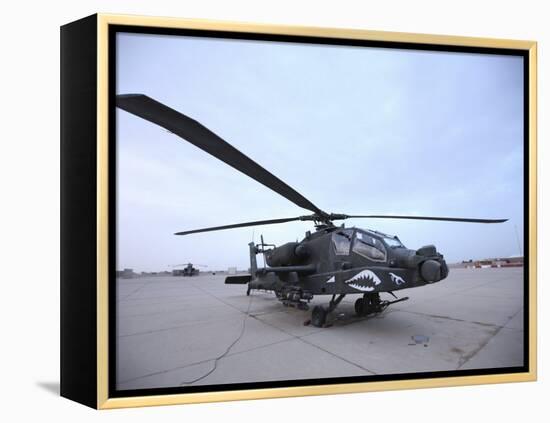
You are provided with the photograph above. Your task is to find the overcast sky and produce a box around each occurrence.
[116,32,524,272]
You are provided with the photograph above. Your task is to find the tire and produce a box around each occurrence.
[311,305,327,327]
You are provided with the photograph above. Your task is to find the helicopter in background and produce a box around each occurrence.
[171,263,207,277]
[117,94,507,327]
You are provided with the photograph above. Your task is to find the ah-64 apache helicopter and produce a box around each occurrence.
[117,94,507,327]
[171,262,207,277]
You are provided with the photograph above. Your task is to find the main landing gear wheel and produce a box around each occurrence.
[355,293,383,317]
[311,305,327,327]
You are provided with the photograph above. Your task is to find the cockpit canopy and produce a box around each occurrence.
[331,228,405,262]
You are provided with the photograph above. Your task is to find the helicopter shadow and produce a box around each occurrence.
[321,302,413,333]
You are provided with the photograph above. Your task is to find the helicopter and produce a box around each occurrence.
[116,93,507,327]
[171,263,207,277]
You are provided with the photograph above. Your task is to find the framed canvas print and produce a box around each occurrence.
[60,13,537,409]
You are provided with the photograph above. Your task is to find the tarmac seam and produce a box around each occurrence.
[179,284,377,378]
[117,314,246,338]
[455,307,524,369]
[249,310,378,375]
[296,336,378,375]
[396,309,501,328]
[117,281,153,301]
[187,282,386,376]
[119,330,376,387]
[190,282,274,314]
[118,337,295,385]
[118,282,279,385]
[117,303,240,319]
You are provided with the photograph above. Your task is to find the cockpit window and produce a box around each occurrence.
[353,232,387,262]
[332,229,353,255]
[384,236,404,248]
[363,229,405,248]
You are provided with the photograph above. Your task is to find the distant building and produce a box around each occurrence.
[228,267,237,275]
[461,256,523,269]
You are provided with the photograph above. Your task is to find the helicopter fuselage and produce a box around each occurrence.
[227,226,448,299]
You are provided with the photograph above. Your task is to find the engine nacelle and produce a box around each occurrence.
[265,242,309,267]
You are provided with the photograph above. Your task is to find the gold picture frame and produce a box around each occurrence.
[60,13,537,409]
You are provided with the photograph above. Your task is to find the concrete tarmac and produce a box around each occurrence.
[116,267,524,390]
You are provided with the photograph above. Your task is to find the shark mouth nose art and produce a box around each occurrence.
[344,270,382,292]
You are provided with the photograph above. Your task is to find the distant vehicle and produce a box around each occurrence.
[117,94,507,327]
[171,263,207,277]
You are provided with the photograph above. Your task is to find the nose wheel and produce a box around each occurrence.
[355,292,409,316]
[355,293,383,316]
[311,294,346,327]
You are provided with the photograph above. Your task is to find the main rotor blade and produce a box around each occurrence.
[116,94,325,215]
[175,216,303,236]
[343,215,507,223]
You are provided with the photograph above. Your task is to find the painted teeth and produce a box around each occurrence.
[348,283,375,292]
[344,270,381,292]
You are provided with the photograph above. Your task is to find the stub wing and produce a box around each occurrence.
[225,275,252,284]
